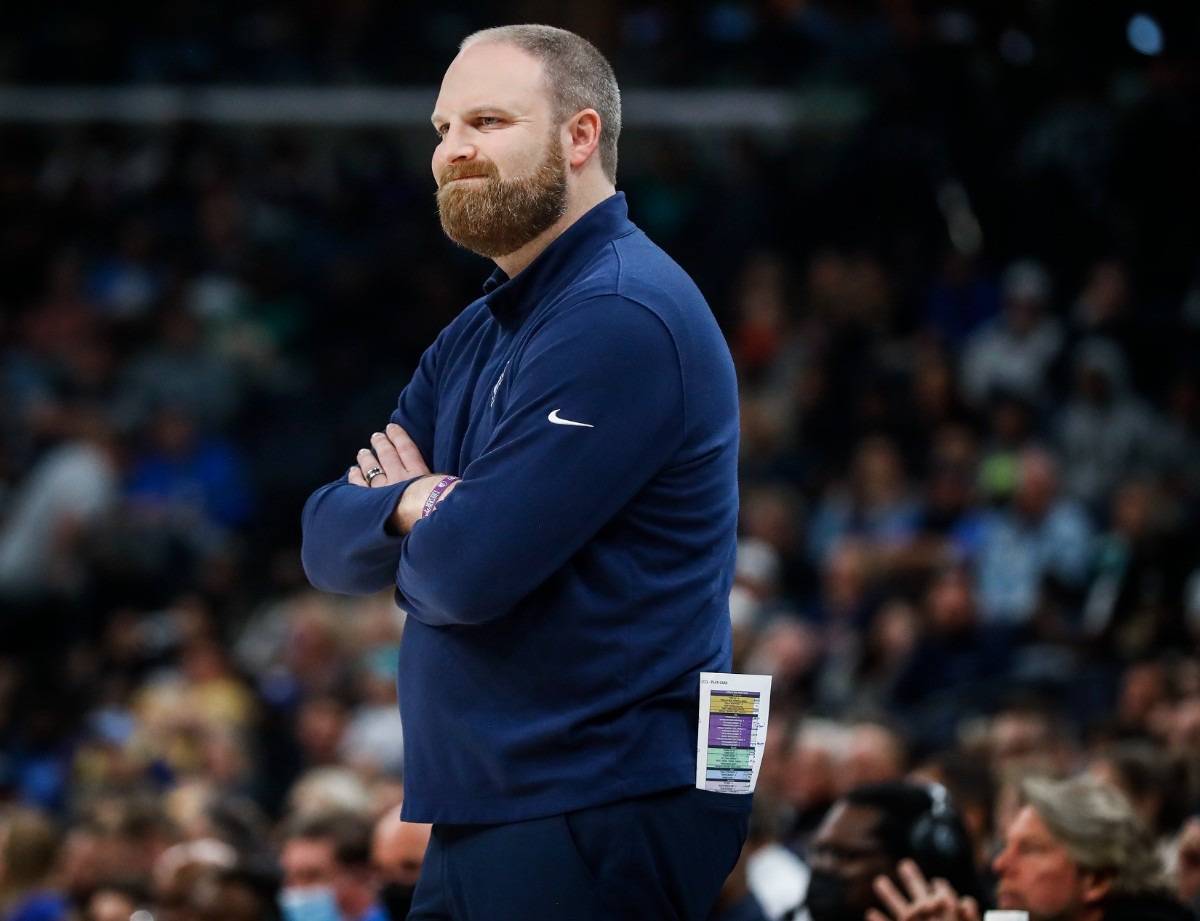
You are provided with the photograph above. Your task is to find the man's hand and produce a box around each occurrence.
[866,860,980,921]
[347,423,458,536]
[349,423,432,489]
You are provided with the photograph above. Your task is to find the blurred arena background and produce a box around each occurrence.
[0,1,1199,917]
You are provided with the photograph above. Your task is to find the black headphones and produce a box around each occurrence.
[909,781,971,865]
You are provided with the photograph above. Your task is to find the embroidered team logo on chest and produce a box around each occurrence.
[490,361,510,406]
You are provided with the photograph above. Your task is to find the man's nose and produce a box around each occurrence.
[438,125,477,163]
[992,844,1012,875]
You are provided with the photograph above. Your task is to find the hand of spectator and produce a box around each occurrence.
[349,423,431,489]
[866,859,981,921]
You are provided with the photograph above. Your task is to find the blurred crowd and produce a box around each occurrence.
[1,1,1200,920]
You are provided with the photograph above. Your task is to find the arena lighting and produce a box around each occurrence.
[1127,12,1164,56]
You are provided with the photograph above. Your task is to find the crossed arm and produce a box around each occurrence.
[347,423,457,535]
[301,295,692,622]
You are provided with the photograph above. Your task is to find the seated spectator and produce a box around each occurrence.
[959,259,1064,411]
[278,809,384,921]
[1055,338,1160,514]
[85,879,151,921]
[1082,481,1193,663]
[1089,738,1189,870]
[976,390,1039,507]
[838,722,911,794]
[0,807,69,921]
[889,564,1014,750]
[122,402,256,543]
[370,808,430,921]
[0,413,122,616]
[970,446,1094,630]
[807,436,921,570]
[780,720,848,854]
[192,861,283,921]
[910,749,998,879]
[151,838,236,921]
[802,780,983,921]
[869,774,1192,921]
[987,696,1079,777]
[920,249,1000,353]
[815,597,920,716]
[882,423,985,588]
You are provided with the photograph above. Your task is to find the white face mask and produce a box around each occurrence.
[279,885,341,921]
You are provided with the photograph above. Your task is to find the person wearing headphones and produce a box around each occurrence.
[796,781,984,921]
[868,774,1193,921]
[801,781,982,921]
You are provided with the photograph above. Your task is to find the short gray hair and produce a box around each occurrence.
[1020,775,1166,898]
[462,24,621,182]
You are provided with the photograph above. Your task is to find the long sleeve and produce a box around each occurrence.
[382,194,741,824]
[393,295,686,626]
[300,476,414,595]
[299,329,442,595]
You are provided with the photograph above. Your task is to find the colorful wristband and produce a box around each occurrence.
[421,475,459,519]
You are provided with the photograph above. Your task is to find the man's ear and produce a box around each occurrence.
[1081,868,1115,906]
[564,109,601,169]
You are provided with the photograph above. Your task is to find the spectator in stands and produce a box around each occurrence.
[1082,481,1193,662]
[1055,338,1160,514]
[278,809,384,921]
[1089,738,1183,870]
[781,720,847,854]
[868,774,1192,921]
[890,564,1014,749]
[85,878,151,921]
[0,807,69,921]
[191,862,283,921]
[370,808,430,921]
[921,250,1001,353]
[839,722,910,794]
[970,446,1094,630]
[113,306,241,437]
[152,838,236,921]
[803,780,982,921]
[987,697,1080,778]
[0,412,122,617]
[807,436,921,569]
[960,259,1064,411]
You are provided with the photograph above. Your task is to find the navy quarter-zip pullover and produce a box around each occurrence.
[301,192,740,824]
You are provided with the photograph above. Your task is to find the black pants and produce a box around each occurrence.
[407,786,753,920]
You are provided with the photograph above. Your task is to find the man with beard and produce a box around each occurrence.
[800,781,982,921]
[301,23,747,921]
[868,775,1193,921]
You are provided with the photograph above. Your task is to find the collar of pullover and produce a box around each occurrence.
[481,192,634,325]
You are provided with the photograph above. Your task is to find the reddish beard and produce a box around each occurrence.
[436,134,568,259]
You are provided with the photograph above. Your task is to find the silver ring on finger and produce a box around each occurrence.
[365,466,384,485]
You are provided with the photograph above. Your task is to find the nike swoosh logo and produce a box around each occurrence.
[547,409,594,428]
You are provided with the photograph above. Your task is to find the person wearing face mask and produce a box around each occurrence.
[278,810,387,921]
[802,781,982,921]
[370,809,431,921]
